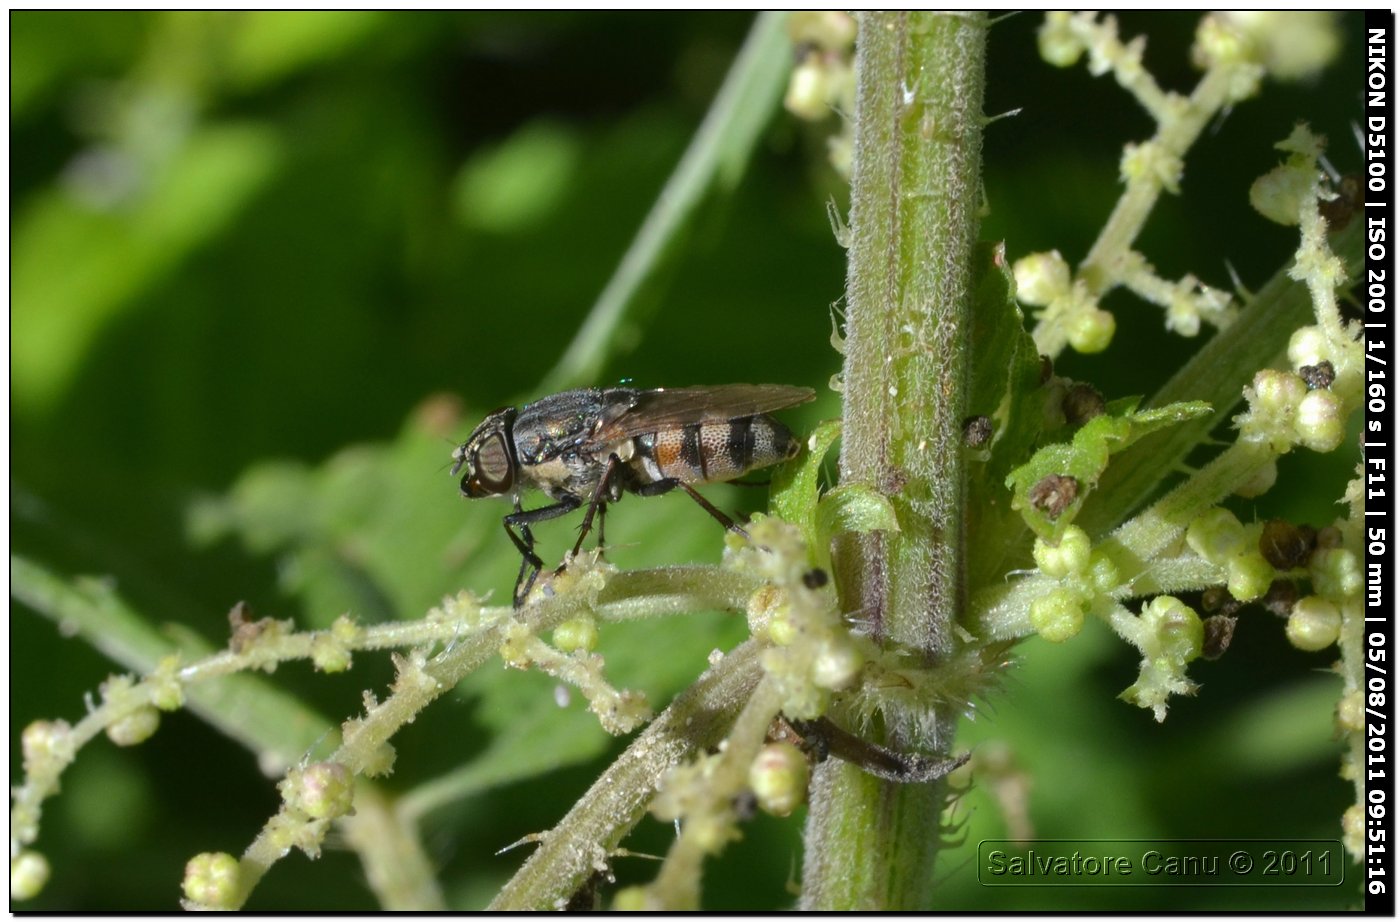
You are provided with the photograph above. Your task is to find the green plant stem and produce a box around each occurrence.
[803,12,987,910]
[1077,61,1239,294]
[649,676,783,909]
[489,640,763,910]
[341,786,447,911]
[541,11,792,392]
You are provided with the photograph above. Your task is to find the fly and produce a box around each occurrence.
[451,384,815,606]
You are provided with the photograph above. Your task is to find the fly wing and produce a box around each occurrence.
[593,384,815,443]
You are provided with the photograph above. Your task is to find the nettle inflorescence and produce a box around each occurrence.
[10,10,1363,911]
[782,11,858,176]
[8,556,769,908]
[986,11,1360,857]
[1017,12,1340,353]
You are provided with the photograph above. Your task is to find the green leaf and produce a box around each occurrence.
[769,418,841,554]
[12,123,280,415]
[965,242,1053,584]
[815,484,899,542]
[453,120,582,233]
[1006,401,1213,540]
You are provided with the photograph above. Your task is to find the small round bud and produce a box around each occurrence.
[1012,250,1071,306]
[1311,547,1362,601]
[1343,804,1364,860]
[1066,307,1115,354]
[106,705,160,747]
[283,762,355,820]
[1249,163,1313,226]
[766,612,798,647]
[1288,325,1330,370]
[612,886,652,911]
[1032,525,1092,579]
[1142,596,1204,663]
[812,639,864,690]
[785,59,833,121]
[552,616,599,653]
[11,850,50,901]
[1038,12,1085,68]
[1166,296,1203,337]
[1219,12,1342,81]
[150,656,186,711]
[1193,13,1250,69]
[1121,141,1183,193]
[1234,458,1278,498]
[1185,507,1245,564]
[1087,552,1122,593]
[1251,369,1308,413]
[311,635,353,673]
[1226,552,1276,602]
[1295,390,1345,452]
[748,742,811,817]
[1286,595,1341,651]
[1029,588,1085,643]
[21,720,75,774]
[1338,690,1363,733]
[182,852,242,909]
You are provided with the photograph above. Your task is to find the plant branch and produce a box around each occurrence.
[803,11,987,910]
[489,640,764,910]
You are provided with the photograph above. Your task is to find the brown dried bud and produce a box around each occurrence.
[1319,174,1362,230]
[1201,615,1238,660]
[1259,518,1315,570]
[1298,361,1335,390]
[1201,585,1241,616]
[1262,579,1300,618]
[1062,383,1106,427]
[962,415,994,448]
[1027,474,1079,518]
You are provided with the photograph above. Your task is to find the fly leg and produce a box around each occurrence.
[504,495,581,606]
[595,499,607,555]
[634,479,750,539]
[563,454,620,568]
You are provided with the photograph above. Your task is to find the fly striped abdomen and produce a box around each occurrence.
[635,415,798,485]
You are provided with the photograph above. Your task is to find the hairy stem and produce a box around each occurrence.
[802,11,987,910]
[489,641,763,910]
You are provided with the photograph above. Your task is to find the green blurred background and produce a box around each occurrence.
[11,11,1364,909]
